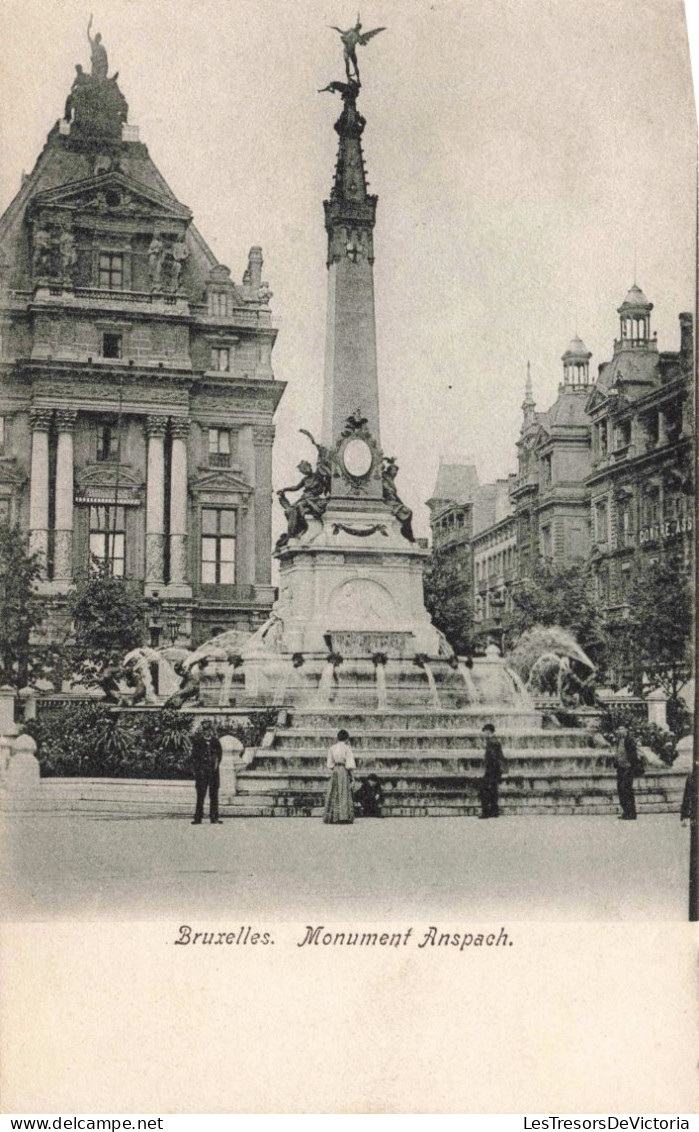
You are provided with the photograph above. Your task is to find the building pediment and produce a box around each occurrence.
[28,172,191,225]
[75,462,143,505]
[190,468,253,498]
[585,386,606,413]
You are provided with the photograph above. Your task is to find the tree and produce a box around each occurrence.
[69,559,151,682]
[0,523,46,688]
[509,560,607,666]
[423,550,475,655]
[622,555,692,706]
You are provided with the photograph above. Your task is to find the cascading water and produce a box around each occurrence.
[375,663,388,709]
[272,665,293,707]
[316,661,336,707]
[504,665,533,705]
[421,661,441,708]
[218,665,234,707]
[458,661,481,704]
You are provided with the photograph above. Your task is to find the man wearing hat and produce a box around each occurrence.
[479,723,508,819]
[191,718,223,825]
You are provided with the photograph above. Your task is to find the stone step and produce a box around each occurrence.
[274,728,596,750]
[284,710,543,730]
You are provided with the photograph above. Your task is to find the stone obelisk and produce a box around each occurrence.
[270,58,440,660]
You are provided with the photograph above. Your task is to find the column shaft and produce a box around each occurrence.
[53,409,77,584]
[28,408,52,574]
[169,420,189,587]
[145,416,168,585]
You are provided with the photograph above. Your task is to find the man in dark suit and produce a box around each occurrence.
[614,724,640,820]
[191,719,223,825]
[479,723,507,819]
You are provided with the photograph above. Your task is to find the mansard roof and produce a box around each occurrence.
[428,462,480,506]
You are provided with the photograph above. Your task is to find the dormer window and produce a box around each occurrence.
[99,252,123,290]
[209,291,233,318]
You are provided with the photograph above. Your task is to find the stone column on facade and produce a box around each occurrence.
[168,418,190,589]
[53,409,77,585]
[28,407,53,574]
[145,415,168,587]
[657,409,669,446]
[237,425,257,586]
[253,425,275,587]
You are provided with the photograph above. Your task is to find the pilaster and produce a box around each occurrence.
[145,414,168,589]
[53,409,77,586]
[168,418,191,595]
[253,425,275,586]
[28,407,53,574]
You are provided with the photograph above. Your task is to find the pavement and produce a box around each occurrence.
[1,810,691,921]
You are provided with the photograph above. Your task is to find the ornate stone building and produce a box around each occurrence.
[510,349,593,578]
[427,462,514,639]
[0,37,284,645]
[584,286,693,618]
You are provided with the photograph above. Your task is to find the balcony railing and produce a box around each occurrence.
[208,452,231,469]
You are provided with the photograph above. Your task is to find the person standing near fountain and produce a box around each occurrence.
[323,729,356,824]
[191,719,223,825]
[479,723,508,819]
[614,724,640,821]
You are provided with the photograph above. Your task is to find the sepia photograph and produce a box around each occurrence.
[0,0,695,931]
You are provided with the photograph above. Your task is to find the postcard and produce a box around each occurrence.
[0,0,696,1115]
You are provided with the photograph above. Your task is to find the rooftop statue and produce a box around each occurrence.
[87,14,109,79]
[330,15,385,83]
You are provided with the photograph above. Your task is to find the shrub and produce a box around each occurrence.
[26,703,279,778]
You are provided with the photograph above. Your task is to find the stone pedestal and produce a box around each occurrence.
[646,688,669,729]
[7,733,41,792]
[273,506,440,657]
[220,735,245,795]
[0,685,16,733]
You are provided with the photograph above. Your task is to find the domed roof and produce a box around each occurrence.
[618,283,653,311]
[562,335,591,360]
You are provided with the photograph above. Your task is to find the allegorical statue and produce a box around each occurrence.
[276,430,332,549]
[330,15,385,83]
[381,456,415,542]
[87,14,109,79]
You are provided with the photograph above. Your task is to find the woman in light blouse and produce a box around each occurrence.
[323,729,356,824]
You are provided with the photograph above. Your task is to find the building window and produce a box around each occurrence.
[595,500,608,544]
[102,332,122,359]
[98,252,124,290]
[96,424,119,462]
[211,346,230,372]
[0,416,5,453]
[89,505,125,576]
[540,525,552,558]
[541,455,552,486]
[208,428,231,468]
[620,504,633,547]
[201,508,236,584]
[0,497,10,524]
[208,292,232,318]
[643,492,660,527]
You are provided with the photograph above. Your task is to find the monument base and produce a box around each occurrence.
[272,504,441,657]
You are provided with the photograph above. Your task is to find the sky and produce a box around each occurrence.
[0,0,695,539]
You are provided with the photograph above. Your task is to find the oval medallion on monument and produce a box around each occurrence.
[342,437,373,478]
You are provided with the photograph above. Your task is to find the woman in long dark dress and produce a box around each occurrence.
[323,729,356,824]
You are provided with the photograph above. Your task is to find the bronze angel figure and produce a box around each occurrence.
[330,16,386,83]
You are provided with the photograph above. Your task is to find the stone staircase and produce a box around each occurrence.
[231,707,685,817]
